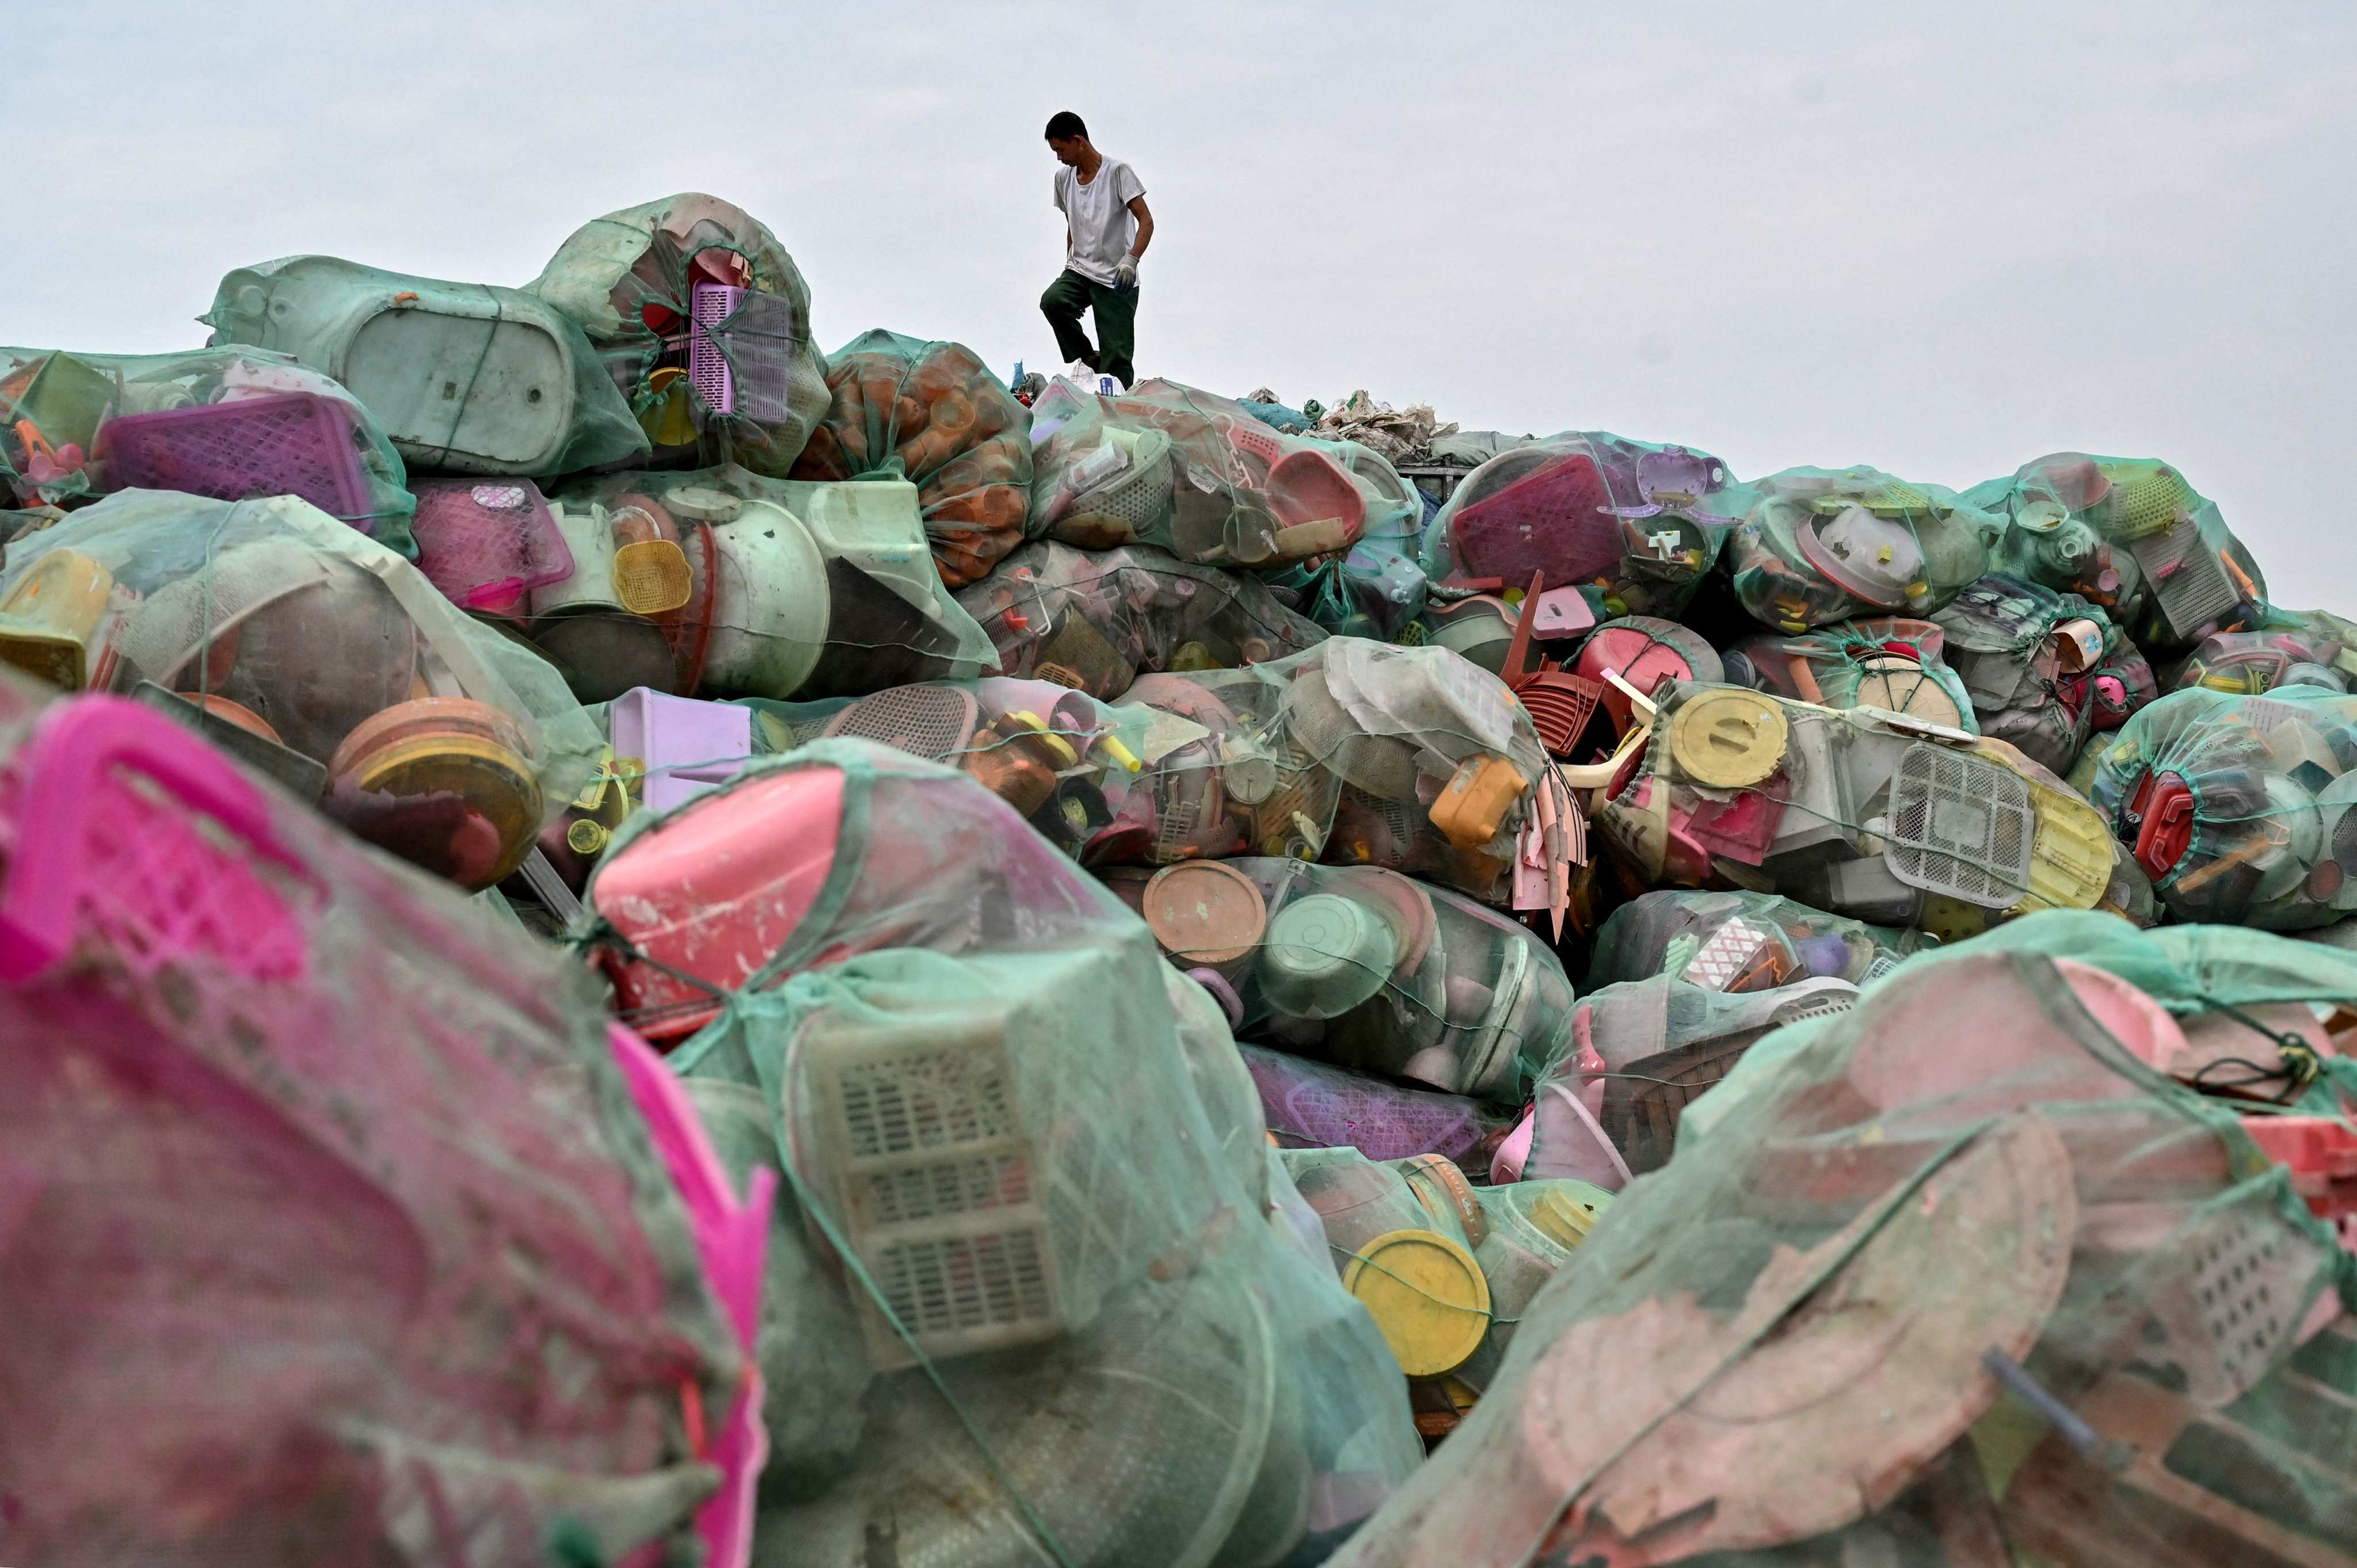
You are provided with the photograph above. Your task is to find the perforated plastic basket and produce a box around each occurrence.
[408,478,573,612]
[1883,743,2035,909]
[1450,452,1624,586]
[689,284,742,417]
[805,1009,1063,1369]
[97,392,378,530]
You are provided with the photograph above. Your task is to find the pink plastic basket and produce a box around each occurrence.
[409,478,574,612]
[0,696,319,987]
[1450,452,1625,586]
[690,283,744,416]
[97,391,379,529]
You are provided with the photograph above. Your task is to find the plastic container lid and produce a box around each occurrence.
[1261,893,1398,1018]
[1342,1228,1492,1378]
[1525,1183,1611,1250]
[1143,859,1269,968]
[1670,688,1790,788]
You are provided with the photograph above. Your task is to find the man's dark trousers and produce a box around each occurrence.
[1040,268,1137,386]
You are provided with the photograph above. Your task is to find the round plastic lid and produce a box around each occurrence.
[1851,655,1965,729]
[1143,860,1269,968]
[1525,1183,1612,1251]
[1670,688,1790,788]
[663,484,747,524]
[1342,1228,1492,1378]
[1262,893,1398,1018]
[1796,506,1926,608]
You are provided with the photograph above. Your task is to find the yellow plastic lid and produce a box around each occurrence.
[1525,1183,1612,1251]
[1342,1227,1492,1378]
[612,538,694,615]
[1670,688,1789,788]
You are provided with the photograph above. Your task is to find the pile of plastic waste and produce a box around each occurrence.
[4,191,2354,1568]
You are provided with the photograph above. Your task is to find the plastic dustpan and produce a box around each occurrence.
[1266,448,1365,537]
[1450,452,1624,586]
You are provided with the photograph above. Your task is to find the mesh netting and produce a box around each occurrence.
[1929,573,2156,776]
[573,742,1422,1565]
[533,463,994,707]
[0,491,600,891]
[1241,1042,1516,1169]
[0,674,747,1567]
[1724,464,2002,631]
[202,254,649,479]
[958,539,1327,700]
[1966,450,2270,654]
[1594,680,2115,944]
[1586,887,1924,992]
[1,345,416,552]
[1723,615,1980,735]
[1030,377,1407,571]
[1326,947,2354,1568]
[2088,685,2357,929]
[1419,432,1743,618]
[789,329,1033,587]
[2174,623,2355,698]
[527,193,832,479]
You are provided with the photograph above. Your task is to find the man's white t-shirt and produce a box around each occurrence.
[1054,158,1145,288]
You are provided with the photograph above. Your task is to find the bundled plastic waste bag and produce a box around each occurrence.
[0,677,760,1568]
[587,743,1421,1564]
[732,676,1152,860]
[1267,440,1431,640]
[1419,432,1743,618]
[1724,464,2001,631]
[788,329,1032,586]
[1239,1041,1517,1170]
[958,539,1326,700]
[1105,638,1553,905]
[204,255,649,478]
[1586,887,1922,992]
[0,490,600,889]
[1029,377,1391,571]
[2089,685,2357,929]
[1,345,416,551]
[1932,573,2157,774]
[532,464,993,705]
[1130,856,1574,1102]
[2173,622,2354,696]
[1518,970,1861,1189]
[1720,616,1977,733]
[1593,680,2115,941]
[1324,948,2352,1568]
[1967,449,2270,653]
[528,193,832,479]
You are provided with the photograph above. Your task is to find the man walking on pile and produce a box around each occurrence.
[1041,111,1152,390]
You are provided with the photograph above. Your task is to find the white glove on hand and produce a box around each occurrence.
[1113,255,1138,290]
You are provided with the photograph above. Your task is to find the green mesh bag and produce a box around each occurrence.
[2173,622,2354,697]
[571,743,1422,1565]
[1965,451,2270,655]
[202,255,649,478]
[1724,464,2002,631]
[1722,615,1979,735]
[528,193,832,479]
[1324,947,2356,1568]
[1586,887,1925,992]
[957,539,1327,701]
[2088,685,2357,929]
[0,490,599,891]
[1418,431,1742,618]
[789,329,1033,588]
[1593,680,2116,944]
[1123,856,1575,1105]
[1931,573,2158,775]
[0,345,416,554]
[1030,377,1404,573]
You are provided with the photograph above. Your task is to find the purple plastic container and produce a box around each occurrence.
[608,688,755,814]
[99,392,377,528]
[409,478,573,613]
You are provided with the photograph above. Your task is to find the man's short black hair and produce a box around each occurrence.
[1044,111,1088,142]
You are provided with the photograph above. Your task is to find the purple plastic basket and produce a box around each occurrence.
[98,391,378,529]
[690,283,742,416]
[408,478,573,613]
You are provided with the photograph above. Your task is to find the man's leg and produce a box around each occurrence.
[1090,278,1138,386]
[1039,270,1099,368]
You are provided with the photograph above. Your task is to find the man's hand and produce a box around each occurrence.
[1113,255,1138,290]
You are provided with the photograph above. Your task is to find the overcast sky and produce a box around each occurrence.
[17,1,2355,606]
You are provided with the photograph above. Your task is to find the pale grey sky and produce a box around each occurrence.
[16,1,2355,606]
